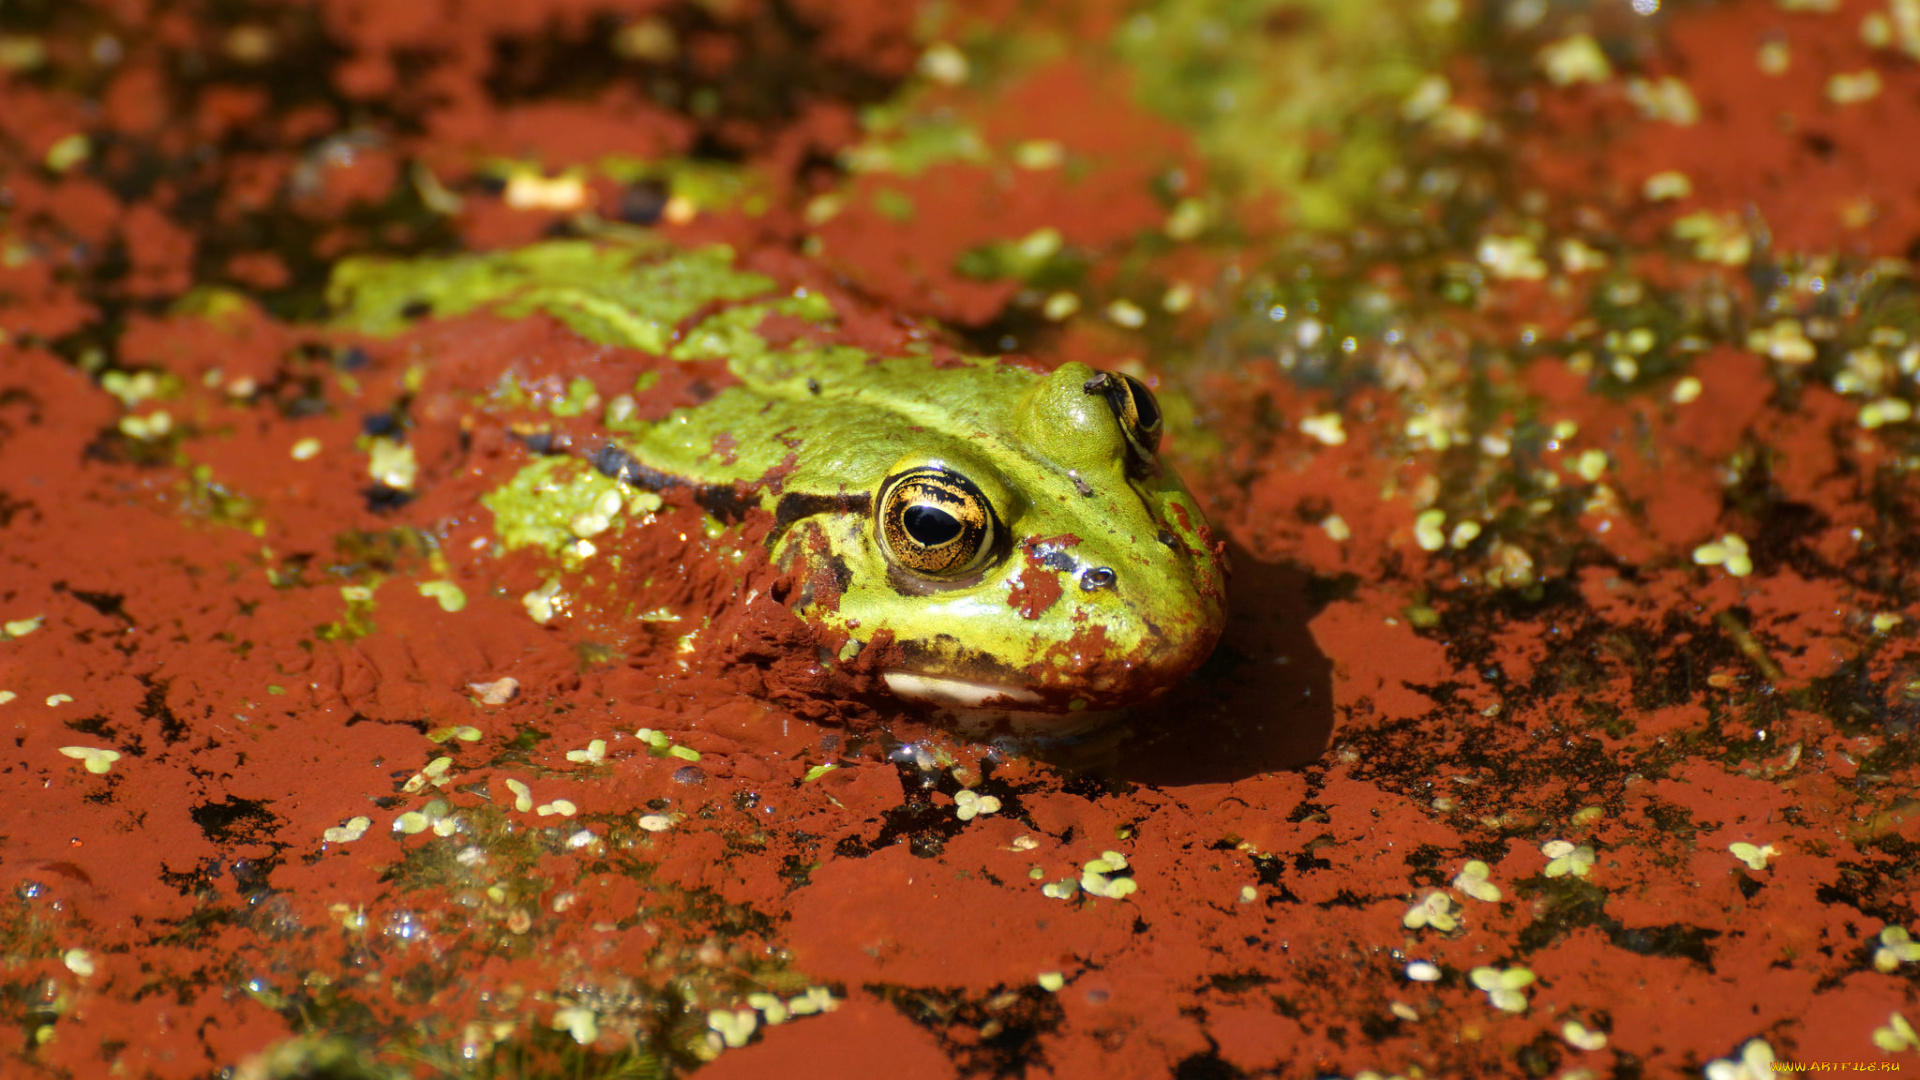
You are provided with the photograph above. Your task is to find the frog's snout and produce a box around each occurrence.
[993,534,1227,713]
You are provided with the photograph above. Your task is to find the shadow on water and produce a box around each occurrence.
[1097,543,1335,786]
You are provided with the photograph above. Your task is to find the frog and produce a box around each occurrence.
[327,234,1228,726]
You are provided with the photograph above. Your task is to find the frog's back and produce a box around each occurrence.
[622,347,1043,499]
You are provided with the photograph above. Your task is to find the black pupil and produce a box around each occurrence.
[903,504,963,546]
[1125,378,1161,432]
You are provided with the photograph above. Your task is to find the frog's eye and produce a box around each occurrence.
[1084,370,1164,465]
[877,467,999,579]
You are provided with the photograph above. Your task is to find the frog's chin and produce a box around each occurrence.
[880,672,1126,738]
[881,671,1045,709]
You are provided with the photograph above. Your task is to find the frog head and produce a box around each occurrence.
[783,361,1228,722]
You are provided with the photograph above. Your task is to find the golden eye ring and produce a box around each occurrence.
[876,466,999,579]
[1084,370,1164,464]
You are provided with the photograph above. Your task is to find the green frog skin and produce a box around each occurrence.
[329,237,1229,721]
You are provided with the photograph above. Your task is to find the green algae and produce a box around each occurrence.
[843,103,990,177]
[1114,0,1461,230]
[482,457,664,556]
[953,226,1081,287]
[596,156,774,218]
[547,376,603,418]
[13,0,1920,1076]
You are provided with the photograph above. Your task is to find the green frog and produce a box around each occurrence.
[329,235,1227,726]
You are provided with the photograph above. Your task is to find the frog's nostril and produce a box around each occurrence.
[1080,567,1117,592]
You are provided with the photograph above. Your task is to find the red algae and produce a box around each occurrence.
[1521,0,1920,259]
[1006,540,1068,620]
[3,0,1920,1077]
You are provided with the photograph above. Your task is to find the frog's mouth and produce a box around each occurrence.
[880,672,1046,710]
